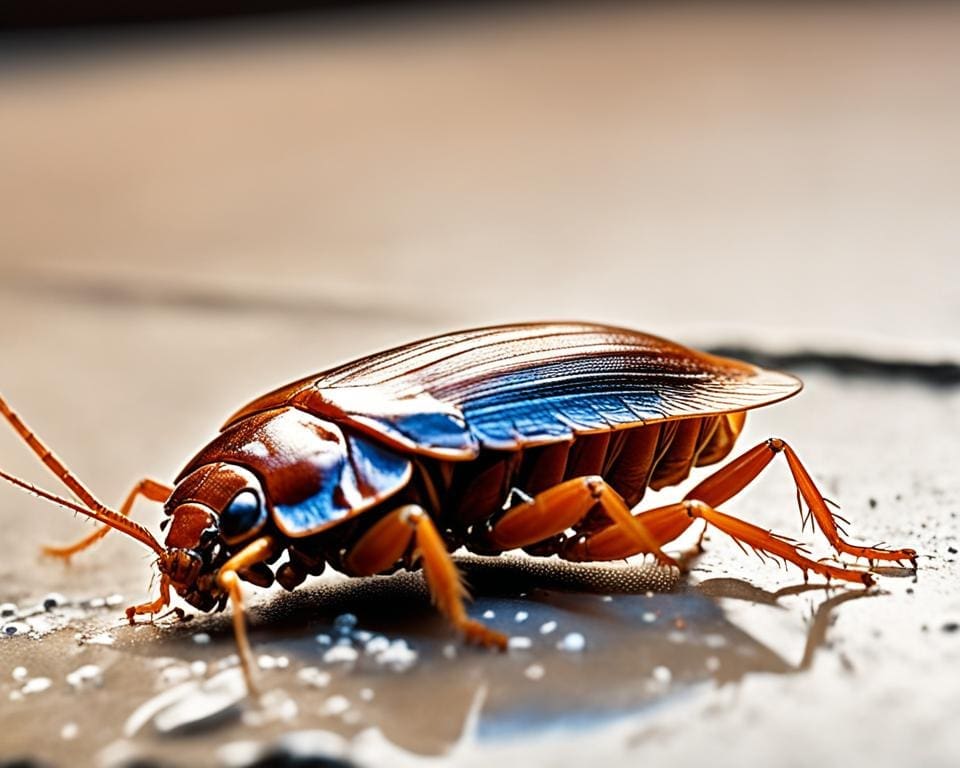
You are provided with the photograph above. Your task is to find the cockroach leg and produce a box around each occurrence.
[342,505,418,576]
[682,500,874,586]
[685,438,916,565]
[779,443,917,565]
[402,505,508,650]
[562,501,691,562]
[216,536,276,696]
[44,478,172,560]
[563,499,872,585]
[488,477,614,549]
[125,575,172,624]
[560,438,906,584]
[487,475,675,566]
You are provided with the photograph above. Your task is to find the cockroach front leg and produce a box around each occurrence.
[216,536,276,696]
[45,478,172,561]
[125,574,172,623]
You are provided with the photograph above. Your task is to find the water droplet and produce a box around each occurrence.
[333,613,358,634]
[152,669,246,734]
[363,636,390,655]
[321,695,351,717]
[22,677,52,694]
[3,621,29,636]
[652,665,672,684]
[323,645,359,664]
[524,663,545,680]
[539,621,558,635]
[375,639,418,671]
[66,664,103,690]
[296,667,331,688]
[557,632,586,652]
[43,593,66,611]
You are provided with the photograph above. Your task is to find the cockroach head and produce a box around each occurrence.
[159,462,268,610]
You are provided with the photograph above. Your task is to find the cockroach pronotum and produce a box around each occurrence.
[0,322,917,693]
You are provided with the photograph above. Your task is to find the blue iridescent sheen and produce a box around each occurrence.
[272,430,411,537]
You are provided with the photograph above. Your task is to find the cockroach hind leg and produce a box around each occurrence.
[684,501,874,587]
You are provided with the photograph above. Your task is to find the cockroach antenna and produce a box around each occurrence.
[0,467,163,556]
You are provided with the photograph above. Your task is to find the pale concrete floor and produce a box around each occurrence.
[1,4,958,766]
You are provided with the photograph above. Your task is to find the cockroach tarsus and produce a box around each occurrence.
[0,322,917,694]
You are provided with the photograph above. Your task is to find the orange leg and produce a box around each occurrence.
[44,478,172,560]
[562,436,918,584]
[216,536,277,696]
[342,505,419,576]
[398,505,507,650]
[686,438,916,565]
[562,499,872,585]
[125,574,172,622]
[684,500,874,585]
[342,505,506,648]
[488,476,675,566]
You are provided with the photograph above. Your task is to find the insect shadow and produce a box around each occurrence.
[147,557,877,756]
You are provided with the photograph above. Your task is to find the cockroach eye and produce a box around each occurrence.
[220,490,266,542]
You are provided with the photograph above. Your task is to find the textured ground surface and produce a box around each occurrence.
[1,4,958,767]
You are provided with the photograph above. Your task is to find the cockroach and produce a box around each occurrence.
[0,322,916,693]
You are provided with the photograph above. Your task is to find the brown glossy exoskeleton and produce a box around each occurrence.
[0,322,917,693]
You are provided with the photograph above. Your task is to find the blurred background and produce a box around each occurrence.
[1,2,958,766]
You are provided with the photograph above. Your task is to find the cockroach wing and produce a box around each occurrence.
[224,323,802,456]
[179,408,412,537]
